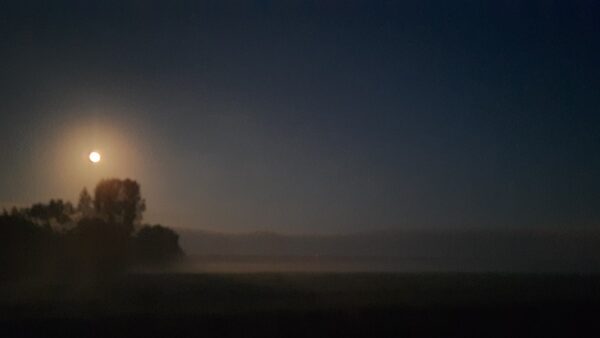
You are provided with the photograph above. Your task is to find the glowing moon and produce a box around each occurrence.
[89,151,101,163]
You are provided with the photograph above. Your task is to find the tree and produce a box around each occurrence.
[27,199,74,227]
[77,187,94,219]
[94,178,146,234]
[1,178,183,282]
[68,217,132,277]
[135,225,183,264]
[0,212,58,280]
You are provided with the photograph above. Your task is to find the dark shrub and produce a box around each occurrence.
[68,218,132,278]
[135,225,183,265]
[0,213,58,281]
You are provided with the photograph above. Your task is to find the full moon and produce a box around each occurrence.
[89,151,101,163]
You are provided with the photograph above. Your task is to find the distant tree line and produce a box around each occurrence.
[0,178,183,282]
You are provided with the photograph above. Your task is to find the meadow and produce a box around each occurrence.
[2,272,600,337]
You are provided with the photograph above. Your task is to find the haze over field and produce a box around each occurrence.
[3,2,600,337]
[175,228,600,273]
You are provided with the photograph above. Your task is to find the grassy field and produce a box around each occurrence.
[2,273,600,337]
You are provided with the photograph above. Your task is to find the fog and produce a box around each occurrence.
[175,229,600,273]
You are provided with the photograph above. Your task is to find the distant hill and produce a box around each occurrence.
[176,228,600,273]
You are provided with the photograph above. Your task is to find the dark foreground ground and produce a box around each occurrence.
[2,273,600,337]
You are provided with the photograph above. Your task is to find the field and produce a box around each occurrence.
[2,272,600,337]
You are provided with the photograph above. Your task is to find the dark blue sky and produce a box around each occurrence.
[1,1,599,233]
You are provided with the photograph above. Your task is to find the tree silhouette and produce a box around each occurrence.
[27,199,74,227]
[77,187,94,219]
[135,225,183,265]
[0,212,57,280]
[68,217,132,277]
[0,178,183,283]
[94,179,146,235]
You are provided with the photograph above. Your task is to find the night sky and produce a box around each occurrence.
[1,1,599,233]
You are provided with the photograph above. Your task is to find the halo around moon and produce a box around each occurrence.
[89,151,101,163]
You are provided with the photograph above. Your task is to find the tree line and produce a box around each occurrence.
[0,178,183,282]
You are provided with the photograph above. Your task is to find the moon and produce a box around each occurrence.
[89,151,101,163]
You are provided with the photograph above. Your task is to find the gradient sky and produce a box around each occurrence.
[1,1,599,233]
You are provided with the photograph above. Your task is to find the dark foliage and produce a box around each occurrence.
[135,225,184,265]
[27,199,74,227]
[0,213,57,281]
[67,218,133,277]
[94,178,146,235]
[0,178,182,283]
[77,187,94,219]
